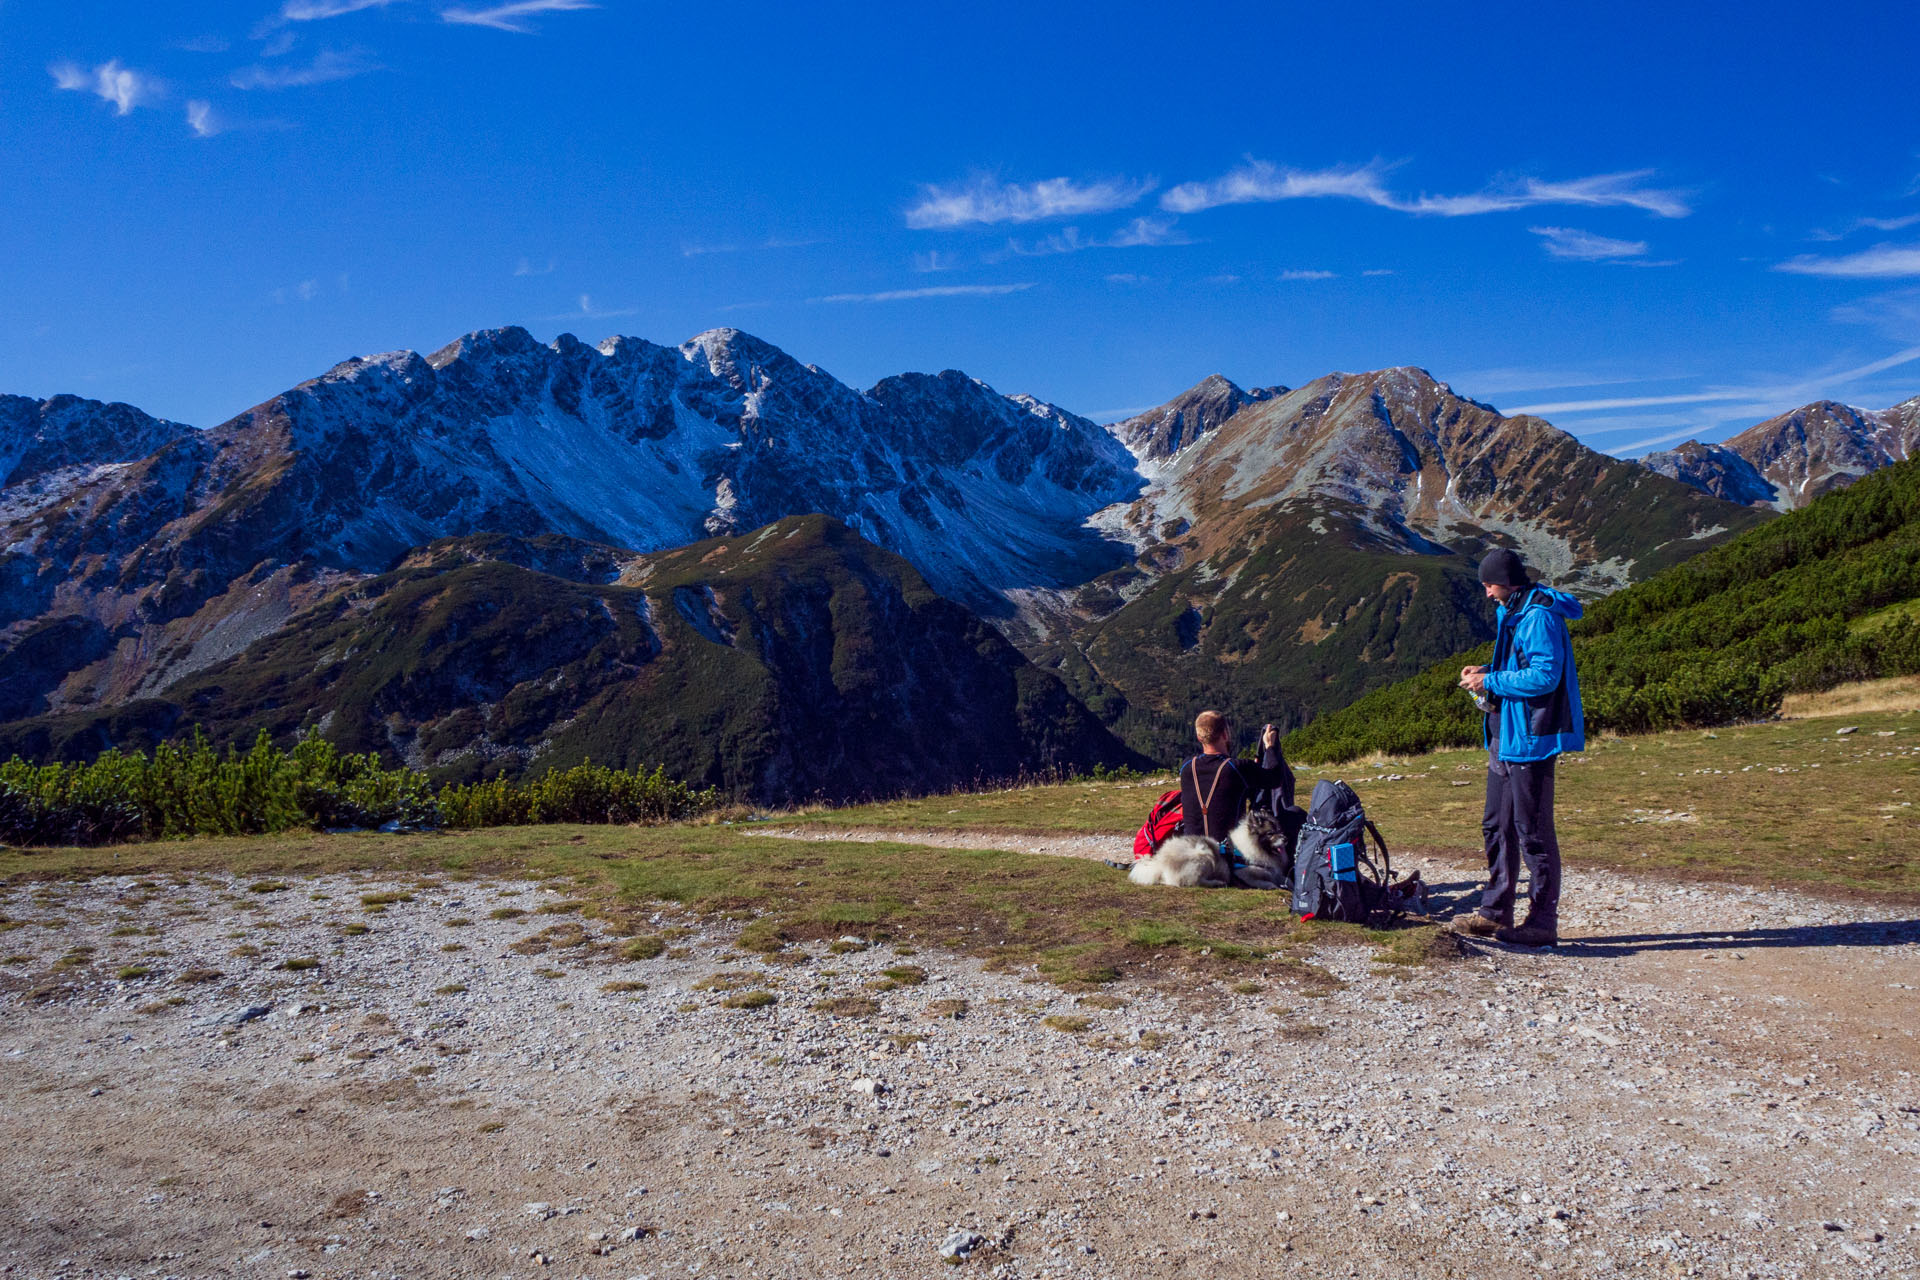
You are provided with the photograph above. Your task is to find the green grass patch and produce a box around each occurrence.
[880,964,927,986]
[1042,1014,1091,1034]
[813,996,880,1018]
[278,956,320,971]
[722,990,776,1010]
[691,971,755,992]
[619,935,666,960]
[601,980,647,994]
[116,964,151,980]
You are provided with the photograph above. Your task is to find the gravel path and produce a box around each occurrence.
[1,846,1916,1279]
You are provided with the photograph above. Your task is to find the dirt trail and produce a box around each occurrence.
[2,846,1916,1280]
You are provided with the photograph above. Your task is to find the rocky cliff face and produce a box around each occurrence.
[1642,396,1920,510]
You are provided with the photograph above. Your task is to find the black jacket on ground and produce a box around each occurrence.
[1178,747,1293,841]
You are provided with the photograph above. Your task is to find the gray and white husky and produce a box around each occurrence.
[1128,812,1290,891]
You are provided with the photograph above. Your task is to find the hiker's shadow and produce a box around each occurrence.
[1556,919,1920,957]
[1421,876,1920,956]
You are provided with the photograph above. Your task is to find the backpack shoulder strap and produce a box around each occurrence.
[1197,755,1232,841]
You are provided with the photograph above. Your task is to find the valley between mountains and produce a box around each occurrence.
[2,327,1915,799]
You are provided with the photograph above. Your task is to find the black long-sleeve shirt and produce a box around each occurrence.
[1178,746,1293,841]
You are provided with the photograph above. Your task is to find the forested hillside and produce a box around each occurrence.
[1285,455,1920,763]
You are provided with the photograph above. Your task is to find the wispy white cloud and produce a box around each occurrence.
[176,35,232,53]
[812,283,1035,304]
[682,236,825,258]
[1514,391,1738,414]
[1407,171,1691,219]
[439,0,598,33]
[544,293,637,320]
[1279,269,1336,281]
[905,176,1155,229]
[282,0,395,19]
[912,251,960,273]
[1514,346,1920,422]
[272,279,321,303]
[514,257,556,276]
[1161,160,1393,214]
[1000,215,1191,258]
[1775,242,1920,279]
[50,59,162,115]
[1530,225,1648,261]
[185,100,222,137]
[1832,286,1920,342]
[1205,273,1242,285]
[1808,212,1920,242]
[1160,159,1690,219]
[1105,273,1147,285]
[230,48,378,89]
[1361,268,1395,276]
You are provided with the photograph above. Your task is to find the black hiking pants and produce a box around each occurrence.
[1478,756,1560,929]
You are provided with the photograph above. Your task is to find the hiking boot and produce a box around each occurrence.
[1453,912,1507,938]
[1495,922,1558,948]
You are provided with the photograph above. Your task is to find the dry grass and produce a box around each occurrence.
[1780,676,1920,719]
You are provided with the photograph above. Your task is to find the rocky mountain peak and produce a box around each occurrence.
[0,393,193,488]
[1110,373,1285,464]
[1646,393,1920,510]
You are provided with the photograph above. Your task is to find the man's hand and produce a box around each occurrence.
[1261,723,1279,749]
[1460,664,1488,694]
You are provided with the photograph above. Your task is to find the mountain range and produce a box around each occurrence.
[2,326,1913,797]
[1642,397,1920,510]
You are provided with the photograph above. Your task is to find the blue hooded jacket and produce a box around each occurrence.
[1483,585,1586,762]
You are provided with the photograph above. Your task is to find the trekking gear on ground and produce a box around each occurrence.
[1290,779,1397,925]
[1132,789,1183,861]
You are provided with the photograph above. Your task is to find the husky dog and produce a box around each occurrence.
[1128,835,1231,887]
[1130,810,1295,890]
[1226,811,1291,891]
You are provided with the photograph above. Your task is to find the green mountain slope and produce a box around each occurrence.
[0,517,1147,802]
[1285,456,1920,763]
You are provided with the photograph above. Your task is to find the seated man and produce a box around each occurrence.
[1179,711,1294,877]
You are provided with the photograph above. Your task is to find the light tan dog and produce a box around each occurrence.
[1128,835,1230,887]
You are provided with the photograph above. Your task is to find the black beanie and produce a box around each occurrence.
[1478,547,1531,588]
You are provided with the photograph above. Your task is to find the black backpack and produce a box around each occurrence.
[1290,779,1394,925]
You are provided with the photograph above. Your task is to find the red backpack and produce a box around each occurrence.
[1132,789,1183,860]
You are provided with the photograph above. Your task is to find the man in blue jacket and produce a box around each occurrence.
[1454,547,1585,948]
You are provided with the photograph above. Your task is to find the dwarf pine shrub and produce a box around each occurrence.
[0,732,715,847]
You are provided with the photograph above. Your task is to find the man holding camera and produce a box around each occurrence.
[1454,547,1585,948]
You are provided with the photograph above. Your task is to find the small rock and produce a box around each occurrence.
[1836,726,1858,735]
[939,1229,986,1260]
[620,1226,647,1242]
[287,1271,310,1279]
[851,1078,884,1096]
[525,1202,555,1219]
[228,1004,272,1026]
[464,1227,490,1242]
[88,1087,103,1097]
[1854,1229,1883,1243]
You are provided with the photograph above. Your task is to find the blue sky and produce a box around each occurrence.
[4,0,1919,455]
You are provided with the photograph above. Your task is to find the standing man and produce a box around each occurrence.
[1454,548,1585,947]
